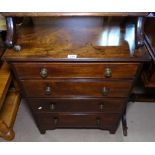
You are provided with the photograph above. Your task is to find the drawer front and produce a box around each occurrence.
[13,63,139,79]
[21,79,132,97]
[27,98,125,113]
[35,112,121,129]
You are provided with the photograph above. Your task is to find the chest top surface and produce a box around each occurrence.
[3,16,151,62]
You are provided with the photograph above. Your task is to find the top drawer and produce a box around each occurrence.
[12,63,140,79]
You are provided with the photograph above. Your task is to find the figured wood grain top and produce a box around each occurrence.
[1,12,148,17]
[3,17,151,62]
[4,46,150,62]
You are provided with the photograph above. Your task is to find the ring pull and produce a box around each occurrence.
[104,67,112,78]
[45,86,52,95]
[40,68,48,78]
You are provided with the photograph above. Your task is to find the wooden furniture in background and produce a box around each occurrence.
[0,16,21,140]
[131,17,155,102]
[0,63,12,109]
[0,62,21,141]
[143,18,155,88]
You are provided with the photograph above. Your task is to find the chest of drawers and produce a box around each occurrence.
[3,15,151,136]
[10,61,141,134]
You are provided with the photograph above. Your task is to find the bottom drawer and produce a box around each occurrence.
[34,112,121,132]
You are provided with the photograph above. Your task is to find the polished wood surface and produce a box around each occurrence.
[21,79,132,98]
[1,12,148,17]
[0,120,14,141]
[0,90,20,141]
[0,62,21,140]
[3,15,151,135]
[13,62,139,79]
[34,112,120,133]
[3,17,151,62]
[0,63,12,109]
[27,98,125,113]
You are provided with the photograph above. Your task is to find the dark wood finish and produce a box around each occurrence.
[131,93,155,102]
[13,62,139,79]
[121,103,128,136]
[0,90,20,141]
[145,35,155,63]
[27,98,125,113]
[0,61,21,140]
[145,19,155,54]
[3,17,151,62]
[21,79,132,98]
[142,67,155,88]
[34,112,121,132]
[144,16,155,63]
[142,19,155,88]
[3,15,152,135]
[1,12,149,17]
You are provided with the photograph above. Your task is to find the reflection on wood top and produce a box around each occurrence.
[3,17,151,62]
[1,12,148,17]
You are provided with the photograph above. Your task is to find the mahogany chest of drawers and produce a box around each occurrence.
[12,61,141,134]
[3,15,151,136]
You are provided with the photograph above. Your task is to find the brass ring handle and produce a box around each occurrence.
[45,86,52,95]
[102,87,109,96]
[104,67,112,78]
[40,68,48,78]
